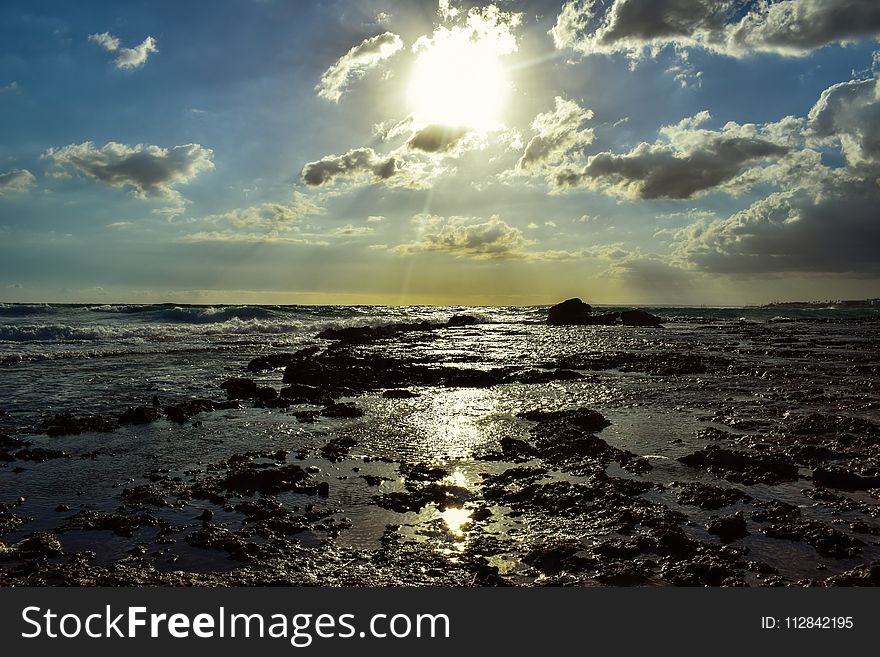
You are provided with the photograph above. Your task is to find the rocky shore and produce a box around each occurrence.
[1,302,878,586]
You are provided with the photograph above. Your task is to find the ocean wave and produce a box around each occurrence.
[154,305,282,323]
[0,303,58,317]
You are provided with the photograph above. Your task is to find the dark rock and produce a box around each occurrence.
[317,321,437,343]
[374,483,473,513]
[750,500,801,523]
[279,384,327,402]
[164,399,218,424]
[400,463,448,482]
[65,510,163,538]
[660,556,743,586]
[522,538,595,575]
[14,532,64,559]
[581,312,620,325]
[382,389,420,399]
[674,482,751,510]
[44,413,117,436]
[220,464,311,496]
[762,520,864,559]
[220,377,277,401]
[320,436,357,462]
[678,446,798,485]
[247,346,321,372]
[813,466,880,491]
[822,561,880,586]
[620,309,664,326]
[320,402,364,419]
[557,351,727,376]
[546,298,593,325]
[446,314,477,327]
[11,447,66,462]
[118,406,162,425]
[707,513,749,543]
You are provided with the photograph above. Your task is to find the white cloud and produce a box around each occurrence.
[518,96,595,173]
[0,169,36,195]
[393,214,532,259]
[316,32,403,102]
[89,32,158,70]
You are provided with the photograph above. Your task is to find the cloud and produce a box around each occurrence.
[668,74,880,274]
[407,125,471,153]
[89,32,158,70]
[552,0,880,59]
[672,175,880,273]
[0,169,36,195]
[393,214,532,259]
[807,77,880,168]
[558,112,790,198]
[316,32,403,102]
[179,231,328,245]
[43,141,213,200]
[518,96,595,172]
[0,81,19,94]
[192,192,323,232]
[334,224,374,237]
[301,147,404,186]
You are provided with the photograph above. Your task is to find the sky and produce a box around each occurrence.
[1,0,879,306]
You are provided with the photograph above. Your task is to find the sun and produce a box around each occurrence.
[406,30,510,133]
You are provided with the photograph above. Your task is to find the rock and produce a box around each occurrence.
[163,399,219,424]
[382,389,420,399]
[678,446,798,485]
[822,561,880,586]
[762,520,864,558]
[674,482,751,509]
[813,466,880,491]
[580,312,620,325]
[43,413,117,436]
[247,346,321,372]
[118,406,162,425]
[220,464,311,496]
[446,314,477,327]
[15,532,64,559]
[320,436,358,462]
[11,447,66,462]
[320,402,364,419]
[707,513,749,543]
[620,309,663,326]
[220,377,277,401]
[65,510,164,538]
[546,298,593,325]
[279,384,328,403]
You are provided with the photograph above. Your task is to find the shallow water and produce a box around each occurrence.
[1,304,878,585]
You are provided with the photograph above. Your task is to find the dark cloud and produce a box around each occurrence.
[560,117,789,198]
[674,176,880,273]
[301,147,401,186]
[316,32,403,102]
[407,125,471,153]
[43,141,213,199]
[552,0,880,58]
[0,169,36,195]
